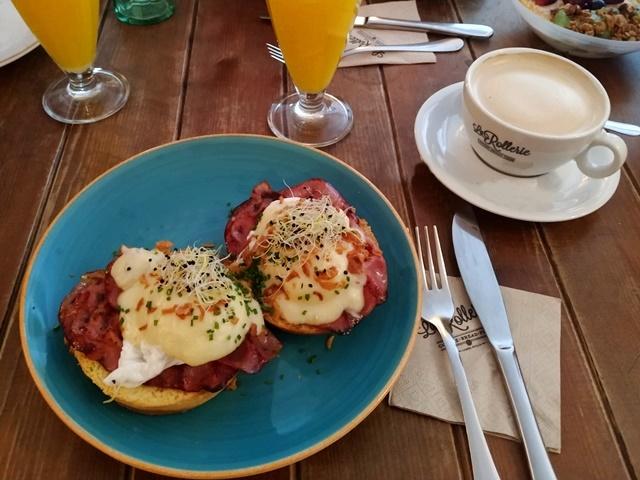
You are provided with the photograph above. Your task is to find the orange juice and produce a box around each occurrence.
[12,0,99,73]
[267,0,359,93]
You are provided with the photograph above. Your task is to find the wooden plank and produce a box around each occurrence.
[0,4,197,479]
[0,311,124,480]
[454,0,640,475]
[539,180,640,476]
[132,466,292,480]
[0,0,111,338]
[300,402,461,480]
[179,0,282,136]
[0,49,66,334]
[380,0,632,477]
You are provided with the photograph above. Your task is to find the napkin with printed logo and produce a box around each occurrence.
[339,1,436,68]
[389,276,562,452]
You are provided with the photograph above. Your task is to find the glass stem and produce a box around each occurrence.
[298,91,326,114]
[67,68,97,97]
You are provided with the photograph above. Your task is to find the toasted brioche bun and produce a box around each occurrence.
[73,350,230,415]
[263,219,380,336]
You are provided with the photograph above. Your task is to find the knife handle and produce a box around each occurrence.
[363,16,494,39]
[495,347,557,480]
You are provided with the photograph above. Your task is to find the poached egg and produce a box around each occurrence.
[105,245,263,388]
[247,197,367,326]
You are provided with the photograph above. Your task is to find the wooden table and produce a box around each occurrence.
[1,0,639,478]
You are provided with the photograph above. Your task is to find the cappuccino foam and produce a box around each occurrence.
[470,52,606,136]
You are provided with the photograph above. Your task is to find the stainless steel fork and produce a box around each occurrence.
[266,38,464,64]
[414,226,500,480]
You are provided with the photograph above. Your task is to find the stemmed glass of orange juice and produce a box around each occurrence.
[267,0,359,147]
[11,0,129,124]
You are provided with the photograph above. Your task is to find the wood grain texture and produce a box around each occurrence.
[455,0,640,476]
[0,4,196,479]
[179,0,282,137]
[382,0,632,478]
[300,402,462,480]
[132,465,292,480]
[0,0,110,335]
[0,49,66,334]
[0,312,124,480]
[41,2,196,221]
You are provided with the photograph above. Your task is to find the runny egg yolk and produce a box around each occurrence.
[249,197,367,326]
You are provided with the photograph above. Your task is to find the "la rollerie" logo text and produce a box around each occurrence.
[473,123,531,159]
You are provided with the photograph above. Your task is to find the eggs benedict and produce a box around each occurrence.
[225,179,388,335]
[58,242,281,414]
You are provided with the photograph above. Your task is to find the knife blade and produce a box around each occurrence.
[353,15,493,39]
[452,211,557,480]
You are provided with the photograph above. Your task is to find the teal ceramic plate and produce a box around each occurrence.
[20,135,421,478]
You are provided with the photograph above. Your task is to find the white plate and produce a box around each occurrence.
[414,82,620,222]
[0,0,38,68]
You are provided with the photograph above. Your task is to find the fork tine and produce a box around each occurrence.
[266,44,283,55]
[269,53,285,64]
[432,226,449,291]
[266,47,283,57]
[423,226,438,289]
[413,227,429,289]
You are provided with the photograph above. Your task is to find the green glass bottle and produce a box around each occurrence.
[114,0,175,25]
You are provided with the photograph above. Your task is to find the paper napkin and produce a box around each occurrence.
[389,276,562,452]
[339,1,437,67]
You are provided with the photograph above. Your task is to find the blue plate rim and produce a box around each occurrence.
[19,134,422,479]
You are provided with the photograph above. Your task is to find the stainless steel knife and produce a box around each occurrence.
[353,16,493,39]
[259,15,493,39]
[452,211,557,480]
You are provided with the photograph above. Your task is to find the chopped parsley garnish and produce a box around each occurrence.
[234,259,267,301]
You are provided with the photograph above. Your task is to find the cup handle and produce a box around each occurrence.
[575,130,627,179]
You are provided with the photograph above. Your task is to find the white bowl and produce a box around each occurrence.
[512,0,640,58]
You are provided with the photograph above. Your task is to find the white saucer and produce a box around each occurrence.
[413,82,620,222]
[0,0,38,68]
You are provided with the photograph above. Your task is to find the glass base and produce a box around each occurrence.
[114,0,175,25]
[267,92,353,148]
[42,68,130,124]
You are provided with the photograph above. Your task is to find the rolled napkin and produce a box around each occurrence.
[340,0,436,67]
[390,276,562,452]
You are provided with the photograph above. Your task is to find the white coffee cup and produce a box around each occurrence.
[462,48,627,178]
